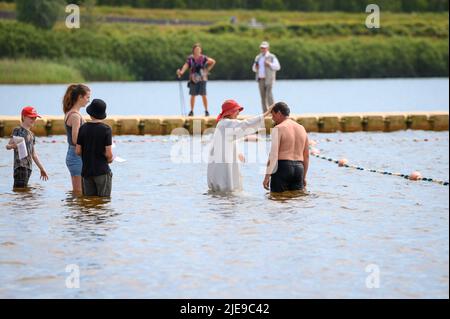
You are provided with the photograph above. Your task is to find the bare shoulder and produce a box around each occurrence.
[66,112,82,125]
[288,119,307,133]
[289,118,303,127]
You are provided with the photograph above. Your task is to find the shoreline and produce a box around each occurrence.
[1,77,449,86]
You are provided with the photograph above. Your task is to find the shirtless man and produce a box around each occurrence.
[264,102,310,193]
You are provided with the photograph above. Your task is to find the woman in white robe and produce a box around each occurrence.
[207,100,273,192]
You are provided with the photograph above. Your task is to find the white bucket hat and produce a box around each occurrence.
[260,41,270,49]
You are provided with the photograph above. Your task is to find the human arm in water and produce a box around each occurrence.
[263,123,280,190]
[303,134,309,188]
[32,149,48,181]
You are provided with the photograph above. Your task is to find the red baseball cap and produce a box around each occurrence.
[216,100,244,122]
[21,106,41,119]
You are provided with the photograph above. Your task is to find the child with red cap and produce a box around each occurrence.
[5,106,48,188]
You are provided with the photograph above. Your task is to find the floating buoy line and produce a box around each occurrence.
[309,144,449,187]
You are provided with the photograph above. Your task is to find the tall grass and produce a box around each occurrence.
[0,59,84,84]
[0,58,135,83]
[64,58,136,81]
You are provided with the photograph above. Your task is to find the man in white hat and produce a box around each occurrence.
[252,41,281,112]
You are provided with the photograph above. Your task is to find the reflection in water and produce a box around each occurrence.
[205,189,312,213]
[12,184,44,194]
[204,190,248,218]
[205,189,243,199]
[64,191,112,211]
[62,192,119,240]
[267,189,309,202]
[12,186,33,194]
[6,185,46,212]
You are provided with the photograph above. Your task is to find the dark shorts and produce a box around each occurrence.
[82,172,113,197]
[270,160,304,193]
[14,167,32,188]
[189,81,207,96]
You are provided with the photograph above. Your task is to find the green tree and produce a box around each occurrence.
[262,0,285,10]
[15,0,65,30]
[402,0,429,11]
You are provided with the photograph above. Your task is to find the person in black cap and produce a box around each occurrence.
[75,99,113,197]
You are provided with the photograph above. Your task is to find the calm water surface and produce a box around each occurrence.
[0,78,448,116]
[0,130,448,298]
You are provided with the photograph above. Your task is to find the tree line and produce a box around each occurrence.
[75,0,450,12]
[3,0,450,12]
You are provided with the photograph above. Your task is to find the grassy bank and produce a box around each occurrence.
[0,59,84,84]
[0,4,448,83]
[0,57,135,84]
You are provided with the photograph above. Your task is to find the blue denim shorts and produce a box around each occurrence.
[66,145,82,177]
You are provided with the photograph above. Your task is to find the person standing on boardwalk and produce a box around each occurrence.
[252,41,281,112]
[264,102,309,193]
[177,43,216,117]
[63,84,91,195]
[207,100,273,192]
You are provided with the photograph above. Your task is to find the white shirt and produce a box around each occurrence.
[207,115,265,192]
[253,52,281,78]
[258,55,266,79]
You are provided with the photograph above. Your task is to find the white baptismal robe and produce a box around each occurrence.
[207,115,265,192]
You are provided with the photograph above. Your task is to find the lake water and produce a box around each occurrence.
[0,130,448,298]
[0,78,449,116]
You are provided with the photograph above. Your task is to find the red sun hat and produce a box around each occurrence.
[216,100,244,122]
[21,106,41,119]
